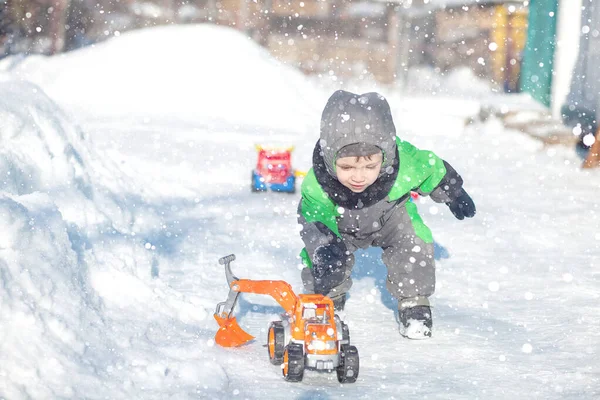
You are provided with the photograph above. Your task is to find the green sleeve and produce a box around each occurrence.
[299,169,341,237]
[388,137,447,201]
[298,169,342,267]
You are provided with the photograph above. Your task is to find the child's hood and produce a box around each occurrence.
[319,90,397,177]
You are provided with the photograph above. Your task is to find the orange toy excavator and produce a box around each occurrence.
[213,254,359,383]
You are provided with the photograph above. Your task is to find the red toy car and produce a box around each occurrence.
[251,145,297,193]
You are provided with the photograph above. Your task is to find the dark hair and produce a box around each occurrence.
[355,154,378,162]
[337,152,382,164]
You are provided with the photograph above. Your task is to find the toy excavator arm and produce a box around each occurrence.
[215,279,298,318]
[213,254,300,347]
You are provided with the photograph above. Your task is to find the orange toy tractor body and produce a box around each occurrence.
[213,254,359,383]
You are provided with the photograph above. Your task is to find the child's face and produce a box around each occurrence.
[335,152,383,193]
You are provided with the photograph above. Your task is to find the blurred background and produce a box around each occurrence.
[1,0,598,166]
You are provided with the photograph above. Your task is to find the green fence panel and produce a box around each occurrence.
[520,0,559,106]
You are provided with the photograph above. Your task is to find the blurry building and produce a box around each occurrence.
[250,0,528,89]
[412,0,527,92]
[263,0,400,84]
[1,0,529,91]
[207,0,529,88]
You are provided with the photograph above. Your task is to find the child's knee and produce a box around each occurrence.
[386,272,435,299]
[382,243,435,299]
[383,241,434,268]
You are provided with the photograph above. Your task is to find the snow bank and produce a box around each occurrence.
[0,80,228,399]
[0,80,123,399]
[0,191,226,400]
[0,81,88,196]
[0,24,325,134]
[0,193,112,399]
[0,80,131,230]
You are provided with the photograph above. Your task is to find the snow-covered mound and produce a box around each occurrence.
[0,81,88,195]
[0,193,112,399]
[0,24,325,133]
[0,79,224,399]
[0,81,130,229]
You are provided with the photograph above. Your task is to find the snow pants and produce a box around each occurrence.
[301,203,436,302]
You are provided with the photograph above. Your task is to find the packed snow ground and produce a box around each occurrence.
[0,24,599,399]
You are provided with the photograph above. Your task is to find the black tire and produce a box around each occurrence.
[337,344,359,383]
[267,321,285,365]
[282,343,304,382]
[341,321,350,344]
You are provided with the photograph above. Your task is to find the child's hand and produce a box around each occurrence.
[312,243,347,295]
[313,244,346,278]
[446,189,476,220]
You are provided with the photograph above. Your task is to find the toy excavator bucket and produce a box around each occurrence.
[214,314,254,347]
[213,254,254,347]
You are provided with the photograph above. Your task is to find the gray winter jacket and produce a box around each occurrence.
[298,90,464,267]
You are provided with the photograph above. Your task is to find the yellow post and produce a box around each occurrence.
[491,5,528,92]
[490,6,508,87]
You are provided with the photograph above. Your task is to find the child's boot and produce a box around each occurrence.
[398,297,432,339]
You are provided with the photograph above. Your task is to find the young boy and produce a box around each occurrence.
[298,90,475,339]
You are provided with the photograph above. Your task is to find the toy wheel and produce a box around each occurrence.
[267,321,285,365]
[286,175,296,194]
[251,171,259,192]
[336,344,359,383]
[282,343,304,382]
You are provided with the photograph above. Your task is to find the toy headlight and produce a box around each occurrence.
[308,340,336,351]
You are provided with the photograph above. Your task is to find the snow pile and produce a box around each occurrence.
[0,24,326,134]
[407,66,493,97]
[0,81,88,196]
[0,79,227,399]
[0,190,226,399]
[0,80,124,398]
[0,193,112,399]
[0,80,131,230]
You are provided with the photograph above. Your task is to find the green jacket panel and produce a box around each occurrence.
[300,138,447,232]
[299,169,341,237]
[298,138,448,266]
[388,138,447,200]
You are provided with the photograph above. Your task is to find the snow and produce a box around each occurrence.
[1,24,599,399]
[0,25,325,134]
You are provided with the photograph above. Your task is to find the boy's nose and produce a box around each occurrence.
[352,172,366,182]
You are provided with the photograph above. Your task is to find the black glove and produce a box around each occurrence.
[313,244,346,278]
[312,243,347,295]
[447,189,476,220]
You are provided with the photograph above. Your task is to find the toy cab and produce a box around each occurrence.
[251,145,296,193]
[269,294,359,383]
